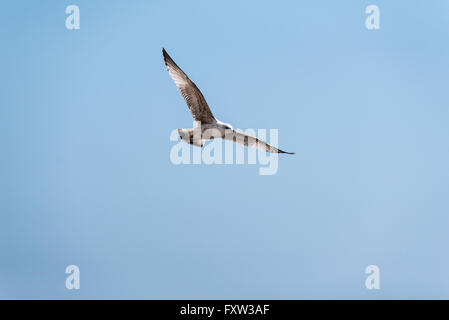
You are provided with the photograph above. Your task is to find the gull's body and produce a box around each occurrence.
[163,48,294,154]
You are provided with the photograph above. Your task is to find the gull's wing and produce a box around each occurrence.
[163,48,216,124]
[224,130,294,154]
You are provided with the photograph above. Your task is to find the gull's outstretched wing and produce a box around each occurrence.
[163,48,216,124]
[223,130,294,154]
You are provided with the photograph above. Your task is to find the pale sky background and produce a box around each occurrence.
[1,0,449,299]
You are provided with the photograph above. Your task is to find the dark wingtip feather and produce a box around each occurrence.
[162,48,170,65]
[279,150,295,155]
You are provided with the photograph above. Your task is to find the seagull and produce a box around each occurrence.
[163,48,294,154]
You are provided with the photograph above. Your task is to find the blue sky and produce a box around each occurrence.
[1,0,449,299]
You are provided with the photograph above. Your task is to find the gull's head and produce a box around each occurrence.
[217,120,233,130]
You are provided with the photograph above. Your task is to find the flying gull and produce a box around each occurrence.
[163,48,294,154]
